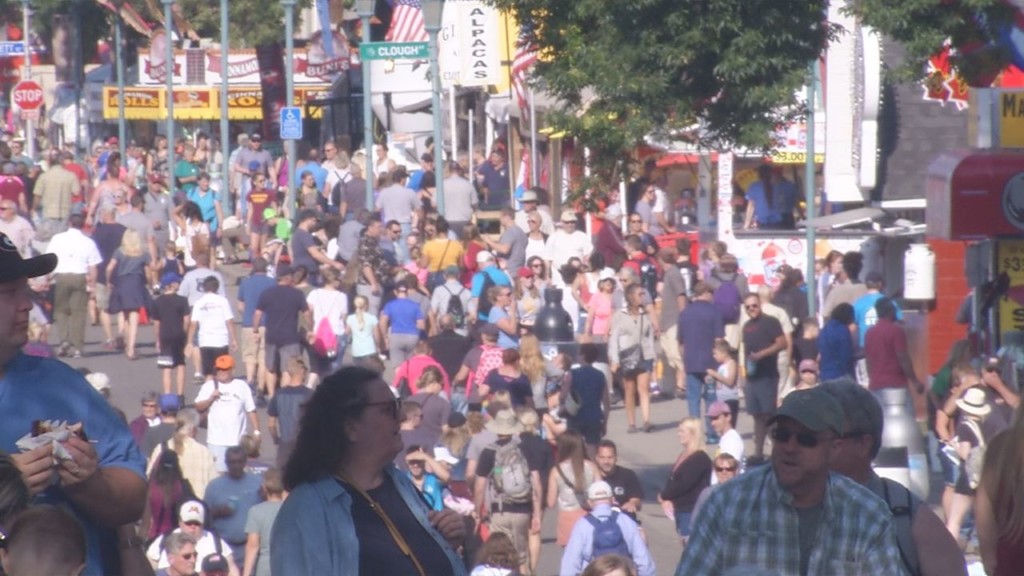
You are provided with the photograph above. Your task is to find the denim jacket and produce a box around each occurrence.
[270,466,467,576]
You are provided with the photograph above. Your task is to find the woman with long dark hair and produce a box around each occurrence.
[140,448,195,542]
[548,430,598,547]
[272,366,467,575]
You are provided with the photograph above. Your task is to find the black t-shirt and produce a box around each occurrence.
[256,284,309,345]
[476,437,544,514]
[291,228,319,275]
[337,475,452,576]
[92,222,127,284]
[602,465,644,510]
[742,315,784,378]
[150,294,191,341]
[792,336,819,368]
[428,331,473,385]
[484,371,533,407]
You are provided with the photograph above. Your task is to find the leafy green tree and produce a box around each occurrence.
[847,0,1017,86]
[489,0,833,182]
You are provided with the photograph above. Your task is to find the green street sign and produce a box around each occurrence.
[360,41,430,61]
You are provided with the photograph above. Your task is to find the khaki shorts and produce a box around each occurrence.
[94,283,111,311]
[660,325,684,372]
[242,326,266,368]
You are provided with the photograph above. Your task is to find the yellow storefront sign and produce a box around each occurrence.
[998,91,1024,148]
[997,239,1024,337]
[103,86,330,121]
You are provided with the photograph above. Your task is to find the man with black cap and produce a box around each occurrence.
[676,387,905,576]
[0,231,147,574]
[291,209,341,286]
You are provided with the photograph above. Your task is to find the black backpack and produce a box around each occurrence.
[476,270,498,319]
[444,285,467,329]
[639,258,658,300]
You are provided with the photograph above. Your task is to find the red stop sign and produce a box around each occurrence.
[12,80,43,110]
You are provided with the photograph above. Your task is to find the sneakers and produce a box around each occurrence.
[71,349,82,359]
[102,340,116,351]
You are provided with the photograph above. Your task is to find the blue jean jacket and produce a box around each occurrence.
[270,466,467,576]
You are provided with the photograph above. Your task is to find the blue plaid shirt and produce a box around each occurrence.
[674,465,907,576]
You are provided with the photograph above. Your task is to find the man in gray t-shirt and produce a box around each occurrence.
[440,162,479,234]
[376,172,419,227]
[244,477,284,576]
[485,207,527,272]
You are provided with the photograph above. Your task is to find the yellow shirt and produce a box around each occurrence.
[423,238,464,271]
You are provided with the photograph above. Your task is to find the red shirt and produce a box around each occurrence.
[864,317,908,390]
[248,189,272,225]
[64,162,89,204]
[0,176,24,205]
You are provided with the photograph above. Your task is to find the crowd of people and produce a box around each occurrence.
[0,129,1018,576]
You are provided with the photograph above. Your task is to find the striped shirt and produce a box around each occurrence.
[674,465,907,576]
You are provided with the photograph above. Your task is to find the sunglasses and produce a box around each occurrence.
[366,397,402,419]
[715,466,737,472]
[745,304,760,310]
[180,552,197,560]
[184,521,202,527]
[770,426,828,448]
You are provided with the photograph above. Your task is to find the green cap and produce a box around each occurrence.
[768,387,845,436]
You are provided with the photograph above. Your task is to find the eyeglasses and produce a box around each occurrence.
[629,219,642,223]
[183,521,202,527]
[800,369,816,374]
[715,466,737,472]
[770,426,828,448]
[179,553,197,560]
[366,397,402,419]
[745,304,760,310]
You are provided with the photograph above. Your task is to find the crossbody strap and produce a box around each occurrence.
[337,475,427,576]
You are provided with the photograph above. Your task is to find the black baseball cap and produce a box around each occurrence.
[0,232,57,283]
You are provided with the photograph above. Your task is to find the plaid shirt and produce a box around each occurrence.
[675,466,907,576]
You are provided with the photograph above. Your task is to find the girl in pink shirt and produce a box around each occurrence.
[585,277,616,343]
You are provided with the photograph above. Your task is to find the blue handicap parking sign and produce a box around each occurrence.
[280,107,303,140]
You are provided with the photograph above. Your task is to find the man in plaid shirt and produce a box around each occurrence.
[675,387,906,576]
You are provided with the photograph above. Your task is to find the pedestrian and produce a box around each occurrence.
[487,285,519,349]
[593,440,644,521]
[105,229,152,359]
[355,215,391,315]
[267,357,314,468]
[691,453,740,521]
[204,446,264,567]
[128,390,162,447]
[659,418,712,542]
[562,343,611,452]
[241,468,285,576]
[0,231,147,574]
[864,297,926,403]
[252,265,312,398]
[609,283,657,433]
[346,294,383,362]
[195,355,260,472]
[429,267,472,336]
[470,531,519,576]
[271,366,467,575]
[306,266,349,379]
[140,394,181,460]
[292,209,343,286]
[140,446,195,543]
[146,500,238,574]
[172,201,211,270]
[186,275,236,383]
[821,380,966,576]
[549,430,599,548]
[546,212,593,284]
[150,272,191,396]
[740,292,787,462]
[470,251,512,323]
[818,302,855,382]
[0,505,87,576]
[560,481,656,576]
[236,257,274,399]
[45,214,101,358]
[705,340,739,427]
[674,387,906,575]
[676,281,725,429]
[474,409,545,574]
[822,251,868,319]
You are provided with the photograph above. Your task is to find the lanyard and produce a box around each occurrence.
[336,474,428,576]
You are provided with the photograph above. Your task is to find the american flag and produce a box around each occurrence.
[387,0,428,43]
[510,18,539,112]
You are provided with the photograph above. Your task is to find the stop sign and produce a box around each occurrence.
[12,80,43,111]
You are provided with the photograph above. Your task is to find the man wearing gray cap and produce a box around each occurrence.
[820,380,966,576]
[676,387,905,576]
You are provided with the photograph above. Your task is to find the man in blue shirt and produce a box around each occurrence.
[237,257,276,398]
[204,446,264,569]
[470,251,511,322]
[560,481,655,576]
[743,164,797,230]
[853,271,902,348]
[0,231,147,575]
[677,282,725,439]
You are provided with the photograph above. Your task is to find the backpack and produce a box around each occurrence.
[444,285,467,329]
[476,269,498,319]
[712,276,742,324]
[313,316,338,358]
[881,478,921,576]
[638,258,658,300]
[963,419,986,490]
[585,511,631,560]
[488,441,532,510]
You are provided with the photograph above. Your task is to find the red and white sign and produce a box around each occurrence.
[11,80,43,110]
[926,150,1024,240]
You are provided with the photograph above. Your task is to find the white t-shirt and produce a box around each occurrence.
[545,230,593,272]
[712,428,745,486]
[146,528,233,568]
[307,288,348,335]
[191,293,234,348]
[195,378,255,446]
[47,228,102,274]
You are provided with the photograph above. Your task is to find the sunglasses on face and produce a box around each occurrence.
[715,466,736,472]
[745,304,760,310]
[366,397,402,419]
[179,552,197,560]
[184,521,202,527]
[770,426,827,449]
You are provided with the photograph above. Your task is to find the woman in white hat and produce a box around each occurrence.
[947,381,996,542]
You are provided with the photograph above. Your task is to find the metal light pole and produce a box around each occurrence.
[162,0,176,183]
[219,0,230,213]
[356,0,374,210]
[805,60,818,318]
[20,0,34,160]
[423,0,444,215]
[114,0,126,160]
[282,0,297,216]
[73,0,83,157]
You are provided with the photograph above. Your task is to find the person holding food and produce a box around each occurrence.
[0,231,148,574]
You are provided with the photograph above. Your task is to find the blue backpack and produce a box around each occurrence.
[586,511,631,559]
